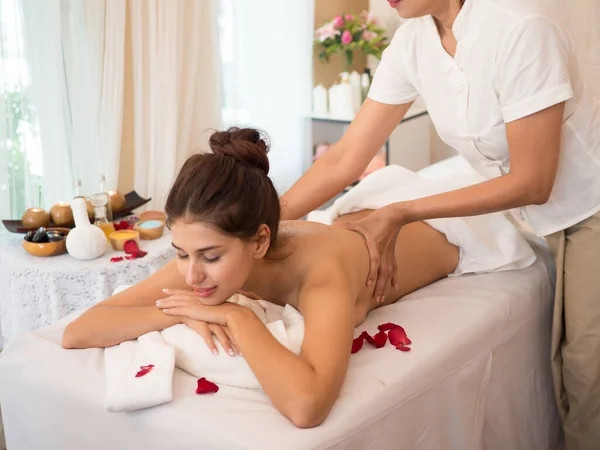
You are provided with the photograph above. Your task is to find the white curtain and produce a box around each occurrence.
[219,0,315,193]
[19,0,125,208]
[130,0,222,211]
[0,0,42,219]
[61,0,126,196]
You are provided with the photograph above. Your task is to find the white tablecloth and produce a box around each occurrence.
[0,228,175,348]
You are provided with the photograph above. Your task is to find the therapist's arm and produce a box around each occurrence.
[392,102,564,224]
[280,98,414,220]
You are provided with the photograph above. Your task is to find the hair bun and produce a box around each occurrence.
[209,127,270,176]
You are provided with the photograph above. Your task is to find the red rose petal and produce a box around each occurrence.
[352,324,412,354]
[110,256,124,263]
[372,329,388,348]
[123,240,139,255]
[113,221,133,231]
[196,377,219,394]
[361,330,375,346]
[351,334,365,354]
[135,250,147,258]
[387,325,412,346]
[362,330,387,349]
[135,364,155,377]
[378,322,398,332]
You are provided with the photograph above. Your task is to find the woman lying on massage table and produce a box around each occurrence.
[62,127,470,428]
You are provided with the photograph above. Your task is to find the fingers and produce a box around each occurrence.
[391,253,399,290]
[162,289,196,296]
[188,320,219,355]
[365,236,381,288]
[161,307,191,317]
[373,270,388,303]
[210,324,236,356]
[156,297,197,309]
[223,327,242,357]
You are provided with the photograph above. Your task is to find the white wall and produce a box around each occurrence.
[547,0,600,99]
[368,0,455,166]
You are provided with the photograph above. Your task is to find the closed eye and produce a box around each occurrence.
[176,253,188,260]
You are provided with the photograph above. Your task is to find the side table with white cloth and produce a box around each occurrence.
[0,229,175,349]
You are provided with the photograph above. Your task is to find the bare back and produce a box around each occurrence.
[256,215,459,325]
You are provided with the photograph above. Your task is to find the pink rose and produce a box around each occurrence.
[362,30,377,41]
[345,14,354,21]
[360,11,378,25]
[315,22,341,42]
[333,16,344,28]
[341,30,353,45]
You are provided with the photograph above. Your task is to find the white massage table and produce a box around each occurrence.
[0,157,563,449]
[0,242,561,449]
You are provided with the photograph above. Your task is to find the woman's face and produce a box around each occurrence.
[170,219,259,306]
[387,0,451,19]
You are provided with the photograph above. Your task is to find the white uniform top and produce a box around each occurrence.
[368,0,600,236]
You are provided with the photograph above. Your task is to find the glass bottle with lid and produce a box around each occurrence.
[99,174,113,222]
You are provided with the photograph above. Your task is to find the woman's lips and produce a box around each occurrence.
[388,0,401,8]
[194,287,217,298]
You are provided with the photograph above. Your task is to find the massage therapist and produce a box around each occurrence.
[280,1,600,448]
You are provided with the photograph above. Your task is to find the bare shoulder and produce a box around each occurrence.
[280,220,368,304]
[280,220,366,265]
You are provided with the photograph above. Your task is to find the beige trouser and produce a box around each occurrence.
[546,211,600,450]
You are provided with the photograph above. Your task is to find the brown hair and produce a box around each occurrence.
[165,127,280,249]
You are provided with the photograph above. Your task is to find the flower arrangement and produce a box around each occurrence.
[314,11,389,73]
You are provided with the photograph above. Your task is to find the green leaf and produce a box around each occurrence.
[345,49,354,71]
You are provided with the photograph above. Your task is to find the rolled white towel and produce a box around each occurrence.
[104,287,306,409]
[161,304,305,389]
[104,331,175,412]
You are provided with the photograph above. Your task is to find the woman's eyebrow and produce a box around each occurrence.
[171,243,222,253]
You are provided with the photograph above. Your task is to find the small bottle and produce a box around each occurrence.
[349,71,362,112]
[94,206,115,240]
[99,174,113,222]
[74,179,83,199]
[338,72,355,117]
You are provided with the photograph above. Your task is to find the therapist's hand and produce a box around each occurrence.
[336,206,404,302]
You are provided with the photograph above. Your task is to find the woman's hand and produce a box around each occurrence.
[182,318,238,356]
[157,289,247,354]
[335,206,405,302]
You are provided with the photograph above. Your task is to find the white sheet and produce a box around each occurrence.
[308,164,537,275]
[0,244,561,450]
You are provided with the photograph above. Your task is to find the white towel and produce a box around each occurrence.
[161,302,305,390]
[307,165,537,275]
[104,331,175,412]
[104,289,305,410]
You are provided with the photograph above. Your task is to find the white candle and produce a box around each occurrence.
[312,84,328,115]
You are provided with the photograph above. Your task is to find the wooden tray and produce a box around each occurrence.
[2,191,152,234]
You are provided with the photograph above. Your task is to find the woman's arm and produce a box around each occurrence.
[393,102,565,223]
[341,102,565,300]
[280,98,414,220]
[159,262,358,428]
[62,260,188,349]
[230,273,356,427]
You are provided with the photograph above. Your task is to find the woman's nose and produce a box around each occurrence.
[185,262,205,287]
